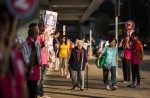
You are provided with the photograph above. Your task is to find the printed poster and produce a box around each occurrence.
[44,11,58,34]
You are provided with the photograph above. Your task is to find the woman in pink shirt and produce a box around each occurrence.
[119,35,131,83]
[37,29,50,97]
[37,30,49,77]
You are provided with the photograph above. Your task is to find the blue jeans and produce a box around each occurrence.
[103,66,117,86]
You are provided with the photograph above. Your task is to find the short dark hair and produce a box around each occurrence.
[109,37,117,44]
[29,23,37,29]
[28,28,38,38]
[55,31,60,35]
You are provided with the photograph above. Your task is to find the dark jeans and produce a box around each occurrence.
[131,64,140,85]
[103,66,117,86]
[122,58,131,81]
[38,65,48,96]
[27,80,38,98]
[41,64,48,79]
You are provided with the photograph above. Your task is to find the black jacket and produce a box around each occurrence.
[68,46,88,71]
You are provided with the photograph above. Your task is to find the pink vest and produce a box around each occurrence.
[27,37,41,81]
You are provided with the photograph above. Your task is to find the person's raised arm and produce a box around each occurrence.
[118,39,124,48]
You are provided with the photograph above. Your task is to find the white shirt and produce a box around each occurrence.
[83,42,90,50]
[105,41,109,46]
[48,37,53,51]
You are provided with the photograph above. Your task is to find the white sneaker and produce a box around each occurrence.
[105,86,110,90]
[112,85,118,90]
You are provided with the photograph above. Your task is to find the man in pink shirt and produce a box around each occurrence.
[128,33,142,88]
[27,28,41,98]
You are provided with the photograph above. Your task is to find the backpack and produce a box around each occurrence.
[16,37,32,65]
[139,43,144,61]
[21,42,32,65]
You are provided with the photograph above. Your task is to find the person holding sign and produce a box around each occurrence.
[119,34,131,83]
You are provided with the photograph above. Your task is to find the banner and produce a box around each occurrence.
[44,11,58,34]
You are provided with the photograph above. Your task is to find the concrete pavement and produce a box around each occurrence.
[42,52,150,98]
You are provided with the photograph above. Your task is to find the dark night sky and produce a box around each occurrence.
[91,0,149,39]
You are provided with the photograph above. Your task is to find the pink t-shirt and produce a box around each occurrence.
[37,35,49,65]
[0,48,25,98]
[41,47,49,65]
[123,39,131,60]
[124,49,131,60]
[37,35,44,46]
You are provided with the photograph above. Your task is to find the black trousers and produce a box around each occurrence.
[27,80,38,98]
[122,58,131,81]
[131,64,140,85]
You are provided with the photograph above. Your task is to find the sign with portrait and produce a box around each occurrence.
[44,11,58,34]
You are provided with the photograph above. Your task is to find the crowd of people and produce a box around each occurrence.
[24,22,91,97]
[96,33,143,90]
[0,13,88,97]
[0,1,87,97]
[0,1,144,98]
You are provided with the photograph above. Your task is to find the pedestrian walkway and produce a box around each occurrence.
[43,56,150,98]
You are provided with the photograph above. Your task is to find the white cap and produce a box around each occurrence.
[77,40,84,45]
